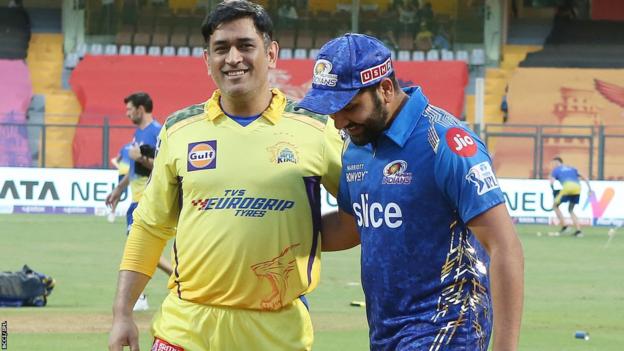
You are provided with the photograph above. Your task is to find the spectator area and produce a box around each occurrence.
[521,20,624,69]
[0,60,32,167]
[70,55,468,168]
[0,6,31,60]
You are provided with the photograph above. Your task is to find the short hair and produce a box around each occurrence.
[358,72,401,96]
[201,0,273,48]
[124,92,153,113]
[552,156,563,163]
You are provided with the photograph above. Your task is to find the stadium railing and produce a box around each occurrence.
[2,120,623,180]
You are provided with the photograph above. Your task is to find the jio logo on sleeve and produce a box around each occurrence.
[445,127,477,157]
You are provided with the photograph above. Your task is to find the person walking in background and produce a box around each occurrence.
[297,33,524,351]
[550,156,592,237]
[105,92,173,311]
[107,142,132,223]
[108,1,343,350]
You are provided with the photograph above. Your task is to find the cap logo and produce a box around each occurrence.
[360,58,392,85]
[312,59,338,87]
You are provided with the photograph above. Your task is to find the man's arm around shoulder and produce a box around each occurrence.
[321,209,360,251]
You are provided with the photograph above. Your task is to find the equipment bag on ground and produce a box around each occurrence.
[0,265,55,307]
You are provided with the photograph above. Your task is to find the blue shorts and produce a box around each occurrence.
[553,190,580,205]
[126,202,138,234]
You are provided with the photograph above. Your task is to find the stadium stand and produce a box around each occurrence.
[521,20,624,68]
[25,33,82,168]
[43,90,81,168]
[0,6,30,60]
[0,60,32,167]
[464,45,541,125]
[69,56,468,168]
[489,18,624,179]
[27,34,63,93]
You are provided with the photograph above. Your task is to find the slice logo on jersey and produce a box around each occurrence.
[312,59,338,87]
[382,160,412,185]
[251,243,300,310]
[187,140,217,171]
[446,127,477,157]
[466,162,500,195]
[151,337,184,351]
[267,141,299,164]
[352,193,403,229]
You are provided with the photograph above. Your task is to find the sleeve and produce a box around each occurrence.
[320,119,344,197]
[120,126,180,277]
[434,125,504,224]
[550,167,559,180]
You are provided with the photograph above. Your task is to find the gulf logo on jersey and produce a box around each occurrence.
[445,127,477,157]
[187,140,217,171]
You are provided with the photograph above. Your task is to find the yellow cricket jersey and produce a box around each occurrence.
[120,89,343,311]
[130,177,147,202]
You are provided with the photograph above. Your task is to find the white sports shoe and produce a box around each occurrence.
[133,294,149,311]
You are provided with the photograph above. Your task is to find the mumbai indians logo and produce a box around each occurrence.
[312,59,338,87]
[187,140,217,171]
[382,160,412,185]
[267,142,299,164]
[360,58,392,84]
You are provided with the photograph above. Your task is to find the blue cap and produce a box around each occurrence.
[296,33,393,115]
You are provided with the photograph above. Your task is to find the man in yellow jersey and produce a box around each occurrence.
[107,1,343,350]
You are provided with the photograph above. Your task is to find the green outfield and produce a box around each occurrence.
[1,214,623,350]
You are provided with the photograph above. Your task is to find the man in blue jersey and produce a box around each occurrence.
[549,156,591,237]
[298,33,524,351]
[105,92,173,310]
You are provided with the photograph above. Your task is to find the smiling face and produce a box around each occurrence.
[331,87,390,146]
[204,17,277,100]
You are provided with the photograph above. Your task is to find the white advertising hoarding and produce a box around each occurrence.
[0,167,131,215]
[1,167,622,226]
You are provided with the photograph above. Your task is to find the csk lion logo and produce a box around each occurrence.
[251,243,300,310]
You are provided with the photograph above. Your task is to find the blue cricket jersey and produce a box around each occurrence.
[551,165,580,184]
[337,87,505,351]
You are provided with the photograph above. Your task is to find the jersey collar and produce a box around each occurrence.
[383,86,428,148]
[205,88,286,125]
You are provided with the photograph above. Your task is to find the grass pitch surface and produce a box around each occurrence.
[1,214,623,350]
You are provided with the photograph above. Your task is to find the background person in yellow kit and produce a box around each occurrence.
[107,1,343,350]
[550,156,592,237]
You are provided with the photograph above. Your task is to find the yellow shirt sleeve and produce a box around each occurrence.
[120,126,180,277]
[321,119,343,197]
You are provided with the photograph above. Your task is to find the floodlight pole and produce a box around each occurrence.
[351,0,360,33]
[475,77,485,137]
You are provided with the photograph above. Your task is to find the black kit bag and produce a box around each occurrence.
[0,265,55,307]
